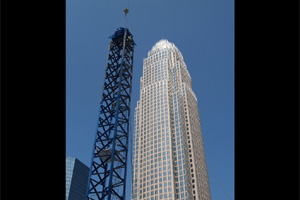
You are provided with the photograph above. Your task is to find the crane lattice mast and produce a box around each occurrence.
[86,27,135,200]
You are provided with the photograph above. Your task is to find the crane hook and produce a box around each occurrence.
[124,8,129,16]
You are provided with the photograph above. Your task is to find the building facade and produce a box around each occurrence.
[132,40,211,200]
[66,157,90,200]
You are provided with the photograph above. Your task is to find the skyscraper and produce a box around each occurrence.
[131,40,211,200]
[66,156,90,200]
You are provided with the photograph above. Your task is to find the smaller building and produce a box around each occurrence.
[66,156,90,200]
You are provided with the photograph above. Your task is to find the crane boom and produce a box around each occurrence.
[85,27,135,200]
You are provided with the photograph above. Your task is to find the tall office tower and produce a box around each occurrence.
[132,40,211,200]
[66,157,90,200]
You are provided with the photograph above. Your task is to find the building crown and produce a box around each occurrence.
[148,39,179,56]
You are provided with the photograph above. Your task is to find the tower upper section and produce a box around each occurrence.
[141,39,192,92]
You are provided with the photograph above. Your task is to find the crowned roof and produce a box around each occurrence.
[151,39,178,51]
[148,39,178,57]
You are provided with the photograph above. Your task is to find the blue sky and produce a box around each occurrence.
[66,0,234,199]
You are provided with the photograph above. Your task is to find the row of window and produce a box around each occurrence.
[145,50,168,64]
[143,60,168,87]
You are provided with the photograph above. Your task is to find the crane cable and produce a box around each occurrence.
[124,0,131,16]
[122,0,131,28]
[207,167,233,200]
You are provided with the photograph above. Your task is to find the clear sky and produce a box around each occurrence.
[66,0,234,199]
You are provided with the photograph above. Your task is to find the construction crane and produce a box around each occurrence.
[85,24,135,200]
